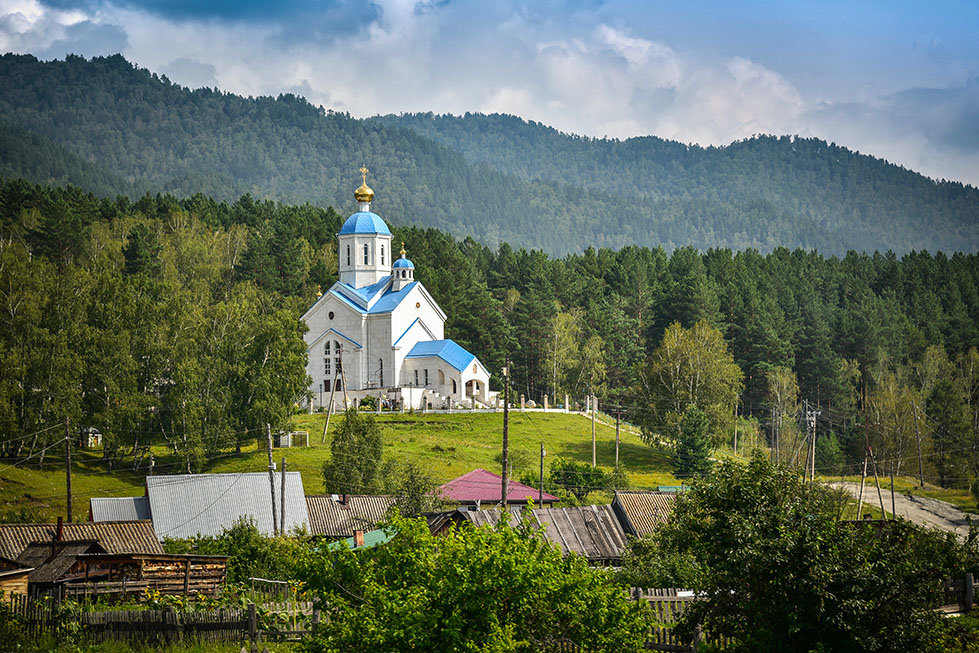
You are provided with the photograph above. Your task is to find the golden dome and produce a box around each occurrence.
[354,165,374,203]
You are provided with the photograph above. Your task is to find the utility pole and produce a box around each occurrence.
[869,446,887,518]
[266,424,278,536]
[614,409,620,468]
[733,403,738,455]
[339,348,349,410]
[502,362,510,512]
[857,453,868,519]
[280,457,287,536]
[591,394,597,468]
[912,400,924,488]
[539,442,545,506]
[322,368,339,443]
[64,417,72,522]
[890,463,896,518]
[805,401,820,481]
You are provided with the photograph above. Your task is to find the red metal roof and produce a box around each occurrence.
[437,469,559,505]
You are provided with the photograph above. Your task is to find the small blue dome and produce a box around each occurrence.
[393,257,415,269]
[339,211,392,236]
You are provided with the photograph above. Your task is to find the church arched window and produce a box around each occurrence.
[363,244,368,265]
[378,358,384,386]
[452,379,457,394]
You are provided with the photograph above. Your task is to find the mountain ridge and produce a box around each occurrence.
[0,53,976,255]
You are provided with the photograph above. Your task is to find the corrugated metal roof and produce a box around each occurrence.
[89,497,151,522]
[612,491,676,537]
[145,472,310,539]
[305,495,394,537]
[462,504,627,563]
[0,521,163,560]
[437,469,559,504]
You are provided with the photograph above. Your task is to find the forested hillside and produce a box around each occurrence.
[0,53,976,255]
[2,178,978,490]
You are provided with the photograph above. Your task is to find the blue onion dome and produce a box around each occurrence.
[340,211,391,235]
[393,242,415,268]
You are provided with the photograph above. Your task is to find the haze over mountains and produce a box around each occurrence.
[1,53,976,255]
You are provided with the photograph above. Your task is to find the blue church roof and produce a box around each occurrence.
[405,339,477,372]
[329,281,418,315]
[339,211,392,235]
[392,258,415,269]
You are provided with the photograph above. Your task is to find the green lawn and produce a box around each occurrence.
[1,411,681,521]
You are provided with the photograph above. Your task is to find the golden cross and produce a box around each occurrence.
[360,165,369,184]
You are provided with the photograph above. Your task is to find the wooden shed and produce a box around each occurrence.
[0,567,31,602]
[63,553,228,598]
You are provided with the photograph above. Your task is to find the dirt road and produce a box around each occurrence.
[832,482,974,538]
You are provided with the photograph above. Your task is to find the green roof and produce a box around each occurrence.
[325,528,393,551]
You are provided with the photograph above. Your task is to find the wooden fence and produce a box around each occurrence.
[5,595,315,645]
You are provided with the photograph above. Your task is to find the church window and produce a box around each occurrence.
[439,370,445,386]
[452,379,457,394]
[328,311,334,320]
[324,353,331,377]
[346,245,350,266]
[323,379,331,392]
[363,244,368,264]
[381,245,385,265]
[378,358,384,386]
[414,370,419,386]
[424,369,429,386]
[473,364,477,373]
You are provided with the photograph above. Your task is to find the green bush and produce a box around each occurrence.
[300,513,650,651]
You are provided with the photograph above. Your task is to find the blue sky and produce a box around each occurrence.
[2,0,977,185]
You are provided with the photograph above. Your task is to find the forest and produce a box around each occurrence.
[1,177,978,490]
[0,53,977,256]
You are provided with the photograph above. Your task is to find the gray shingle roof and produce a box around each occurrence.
[89,497,151,522]
[305,495,394,537]
[463,504,628,563]
[145,472,310,539]
[0,522,163,560]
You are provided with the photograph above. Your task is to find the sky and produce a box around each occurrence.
[1,0,978,185]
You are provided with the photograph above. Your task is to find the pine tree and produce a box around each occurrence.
[674,405,712,478]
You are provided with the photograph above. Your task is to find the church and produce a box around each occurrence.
[302,170,492,411]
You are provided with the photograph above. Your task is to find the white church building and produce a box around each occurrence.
[302,172,493,411]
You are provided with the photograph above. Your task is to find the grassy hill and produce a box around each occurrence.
[0,411,681,523]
